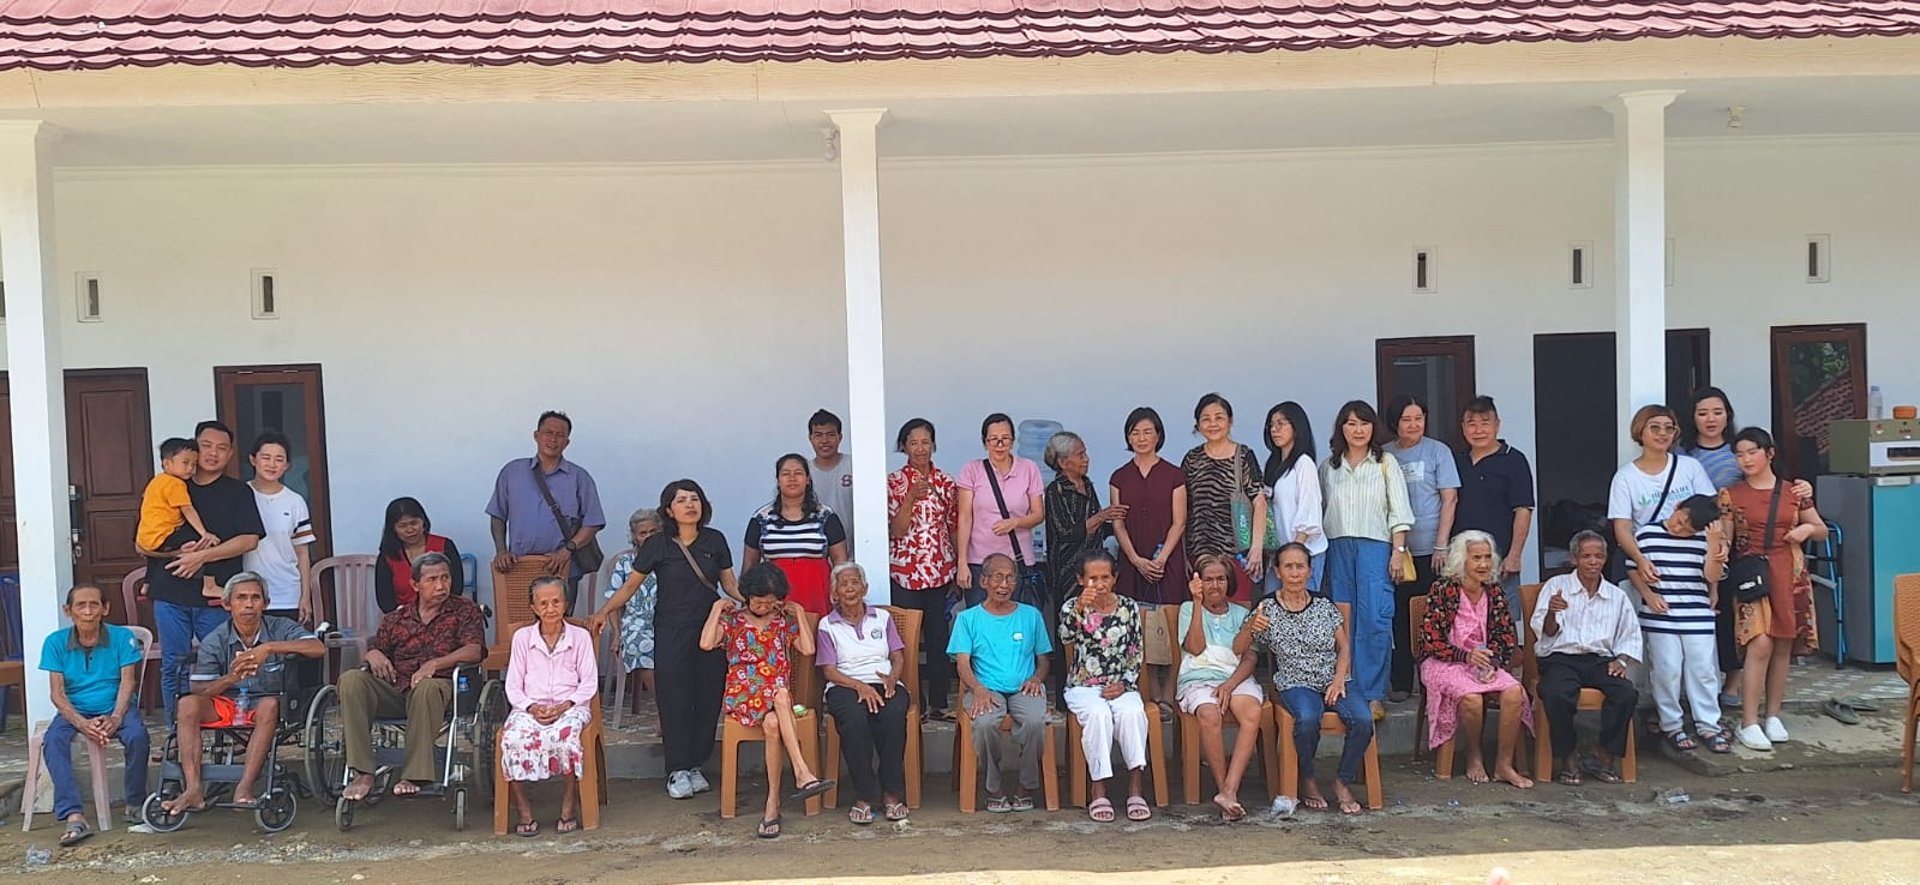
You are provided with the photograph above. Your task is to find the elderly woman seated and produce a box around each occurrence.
[816,562,911,824]
[1058,549,1152,823]
[1418,531,1534,788]
[502,576,600,836]
[1242,543,1373,815]
[1174,553,1264,821]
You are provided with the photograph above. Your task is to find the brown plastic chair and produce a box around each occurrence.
[718,626,823,819]
[1521,582,1637,783]
[1894,573,1920,793]
[483,559,549,673]
[1409,594,1532,779]
[823,605,925,810]
[21,626,153,833]
[1272,602,1383,810]
[1161,603,1280,805]
[1062,630,1170,809]
[492,618,609,834]
[950,690,1061,813]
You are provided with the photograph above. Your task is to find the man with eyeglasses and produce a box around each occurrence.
[487,410,606,610]
[948,554,1053,812]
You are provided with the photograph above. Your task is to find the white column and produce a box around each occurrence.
[1607,90,1681,465]
[0,120,71,726]
[827,108,890,603]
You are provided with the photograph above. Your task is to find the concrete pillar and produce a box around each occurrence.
[1607,90,1682,464]
[826,109,889,603]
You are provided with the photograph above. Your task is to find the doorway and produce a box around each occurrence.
[1376,336,1478,448]
[1531,330,1710,576]
[214,365,334,562]
[1770,323,1867,479]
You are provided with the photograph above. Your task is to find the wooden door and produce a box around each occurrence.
[1375,336,1477,448]
[214,365,333,561]
[1770,323,1867,480]
[0,369,154,623]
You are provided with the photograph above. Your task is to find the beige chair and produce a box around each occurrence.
[21,626,155,833]
[1162,603,1280,805]
[823,606,925,810]
[1410,595,1533,779]
[492,618,609,834]
[315,555,378,675]
[1894,573,1920,793]
[719,643,823,819]
[951,694,1061,813]
[1062,635,1170,810]
[1521,582,1637,783]
[1271,603,1383,810]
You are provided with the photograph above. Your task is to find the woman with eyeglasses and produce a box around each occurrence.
[1607,405,1717,588]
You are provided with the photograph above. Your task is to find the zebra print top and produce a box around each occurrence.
[1180,442,1264,561]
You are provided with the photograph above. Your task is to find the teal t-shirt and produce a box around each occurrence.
[40,624,143,716]
[947,603,1053,695]
[1175,601,1251,687]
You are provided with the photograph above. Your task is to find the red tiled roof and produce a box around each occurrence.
[0,1,1917,70]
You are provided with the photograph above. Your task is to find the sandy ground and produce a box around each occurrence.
[7,738,1919,885]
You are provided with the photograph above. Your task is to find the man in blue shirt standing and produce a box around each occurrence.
[38,584,147,845]
[948,553,1052,812]
[487,410,606,610]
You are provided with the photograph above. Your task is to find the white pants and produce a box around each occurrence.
[1064,686,1148,782]
[1647,631,1721,735]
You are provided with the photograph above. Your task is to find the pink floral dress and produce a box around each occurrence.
[722,609,801,727]
[1419,589,1532,750]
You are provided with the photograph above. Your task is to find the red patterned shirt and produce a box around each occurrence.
[886,464,958,590]
[368,594,487,688]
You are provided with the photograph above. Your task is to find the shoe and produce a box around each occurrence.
[1387,690,1411,704]
[666,770,694,799]
[686,768,712,794]
[1763,716,1790,743]
[1735,724,1773,751]
[1718,692,1742,711]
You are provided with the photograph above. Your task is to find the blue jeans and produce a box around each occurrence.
[1326,537,1392,702]
[155,599,226,731]
[44,715,149,820]
[1278,686,1374,785]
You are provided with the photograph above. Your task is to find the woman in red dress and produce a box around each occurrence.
[1109,407,1189,606]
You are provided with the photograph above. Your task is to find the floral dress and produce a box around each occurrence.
[721,608,801,727]
[1416,579,1532,750]
[606,551,657,672]
[1057,596,1143,690]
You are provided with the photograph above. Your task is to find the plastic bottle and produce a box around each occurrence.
[1870,385,1885,419]
[236,684,254,726]
[1472,645,1494,683]
[1270,795,1298,818]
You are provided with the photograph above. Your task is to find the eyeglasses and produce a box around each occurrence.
[982,573,1016,585]
[1644,423,1678,434]
[985,436,1013,445]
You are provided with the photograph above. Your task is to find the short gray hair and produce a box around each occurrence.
[1569,529,1609,556]
[411,551,453,582]
[830,562,867,588]
[1441,531,1500,581]
[222,571,266,603]
[629,507,662,536]
[1042,431,1084,472]
[527,575,568,603]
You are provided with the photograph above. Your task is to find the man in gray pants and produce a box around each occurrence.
[949,554,1053,812]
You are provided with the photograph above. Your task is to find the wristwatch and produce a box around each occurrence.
[1394,545,1408,553]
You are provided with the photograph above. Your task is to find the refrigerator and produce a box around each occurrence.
[1814,474,1920,665]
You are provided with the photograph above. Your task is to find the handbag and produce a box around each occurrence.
[531,462,605,573]
[1725,481,1784,604]
[1382,458,1418,584]
[982,459,1050,609]
[1232,445,1282,554]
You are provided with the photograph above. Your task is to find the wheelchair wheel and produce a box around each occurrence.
[335,795,356,832]
[453,788,467,831]
[474,679,507,802]
[304,684,346,805]
[257,787,298,833]
[141,790,188,834]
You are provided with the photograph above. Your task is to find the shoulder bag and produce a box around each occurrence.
[531,463,605,573]
[1725,481,1784,604]
[982,459,1050,609]
[1232,445,1282,553]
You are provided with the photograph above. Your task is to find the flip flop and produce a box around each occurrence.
[514,818,540,838]
[1010,793,1035,812]
[1087,797,1116,822]
[1300,794,1329,811]
[1337,797,1364,816]
[884,801,910,821]
[59,820,95,847]
[984,794,1013,813]
[229,796,262,810]
[1556,769,1583,787]
[756,816,782,839]
[1822,699,1861,725]
[848,803,875,825]
[1583,763,1623,785]
[555,816,580,834]
[1125,795,1152,822]
[790,778,835,802]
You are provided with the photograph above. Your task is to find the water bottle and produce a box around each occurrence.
[1472,645,1494,683]
[236,684,254,726]
[1270,795,1298,818]
[1870,385,1885,419]
[457,670,471,697]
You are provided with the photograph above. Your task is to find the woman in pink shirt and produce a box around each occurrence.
[954,412,1046,608]
[501,576,600,836]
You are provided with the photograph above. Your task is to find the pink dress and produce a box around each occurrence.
[1419,590,1533,750]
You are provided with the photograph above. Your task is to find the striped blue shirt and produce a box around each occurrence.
[1629,523,1715,635]
[1686,444,1742,490]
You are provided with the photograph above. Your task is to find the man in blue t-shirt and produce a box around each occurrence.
[948,553,1053,811]
[38,584,148,845]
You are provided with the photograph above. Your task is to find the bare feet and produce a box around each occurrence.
[162,788,207,815]
[1299,780,1329,811]
[1212,792,1246,822]
[390,779,421,797]
[1464,756,1491,784]
[342,773,376,802]
[1493,765,1534,789]
[1330,780,1363,815]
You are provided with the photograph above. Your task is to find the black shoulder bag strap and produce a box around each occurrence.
[1644,454,1680,526]
[530,462,582,542]
[982,458,1029,568]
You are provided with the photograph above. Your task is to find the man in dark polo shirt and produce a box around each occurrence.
[139,420,266,737]
[1453,396,1536,618]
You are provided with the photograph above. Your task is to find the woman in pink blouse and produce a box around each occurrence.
[501,576,600,836]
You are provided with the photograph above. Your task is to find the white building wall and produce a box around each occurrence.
[2,136,1914,597]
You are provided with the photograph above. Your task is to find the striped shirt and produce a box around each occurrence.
[1628,524,1715,635]
[744,504,847,560]
[1320,450,1415,543]
[1686,443,1742,490]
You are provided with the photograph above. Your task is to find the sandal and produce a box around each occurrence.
[1125,795,1152,822]
[1299,794,1328,811]
[790,778,835,802]
[1087,797,1116,823]
[1703,729,1733,754]
[849,803,875,825]
[925,708,957,723]
[756,816,782,839]
[59,820,95,847]
[1009,793,1035,812]
[884,801,910,821]
[1665,730,1698,752]
[1583,763,1624,785]
[984,793,1013,813]
[390,779,421,797]
[1556,768,1583,787]
[514,818,540,838]
[555,816,580,834]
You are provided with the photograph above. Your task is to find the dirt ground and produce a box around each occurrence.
[6,747,1919,884]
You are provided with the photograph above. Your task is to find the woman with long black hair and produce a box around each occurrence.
[1261,402,1323,593]
[1319,401,1413,719]
[742,453,849,617]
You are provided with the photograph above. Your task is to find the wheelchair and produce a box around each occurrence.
[141,680,316,834]
[309,663,506,831]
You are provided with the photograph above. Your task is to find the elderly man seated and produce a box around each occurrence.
[948,553,1053,813]
[39,584,148,846]
[1530,530,1645,787]
[164,572,325,816]
[339,551,485,800]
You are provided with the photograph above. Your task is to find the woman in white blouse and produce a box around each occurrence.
[1262,402,1324,593]
[1319,400,1413,720]
[1607,405,1717,583]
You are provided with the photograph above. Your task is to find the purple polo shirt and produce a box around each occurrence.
[816,605,904,684]
[485,457,607,556]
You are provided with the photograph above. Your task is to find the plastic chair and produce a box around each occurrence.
[1893,573,1920,793]
[1521,582,1638,783]
[1062,633,1169,809]
[718,623,823,820]
[1409,595,1533,779]
[951,692,1061,813]
[822,606,925,810]
[117,569,164,713]
[492,618,609,834]
[0,572,23,732]
[21,625,154,833]
[483,560,550,672]
[315,555,378,674]
[459,552,478,599]
[1162,604,1280,805]
[1271,602,1383,810]
[593,548,635,729]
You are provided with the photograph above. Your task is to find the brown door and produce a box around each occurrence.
[1771,323,1867,479]
[1376,336,1477,448]
[0,369,154,623]
[214,364,333,562]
